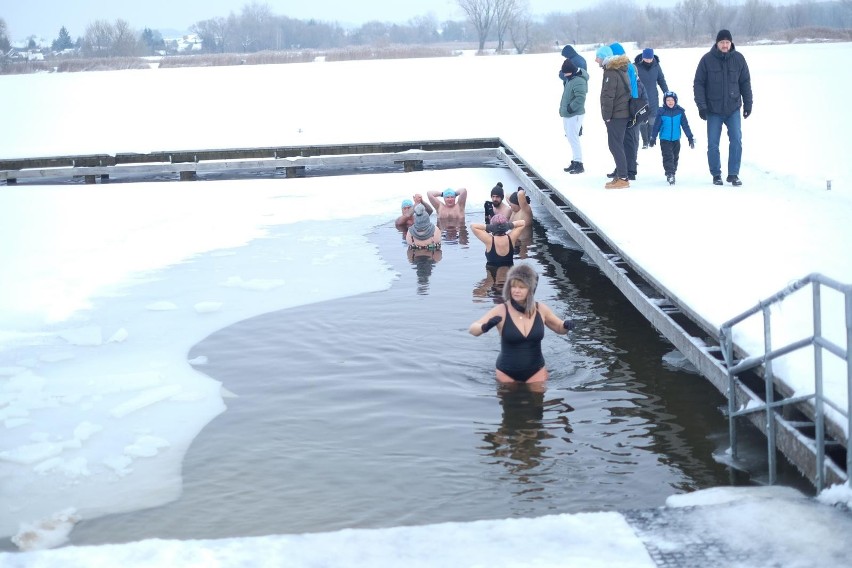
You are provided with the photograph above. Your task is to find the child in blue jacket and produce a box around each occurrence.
[649,91,695,185]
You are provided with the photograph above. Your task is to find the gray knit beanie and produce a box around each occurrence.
[409,204,435,240]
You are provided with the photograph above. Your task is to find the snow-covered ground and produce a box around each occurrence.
[1,40,852,564]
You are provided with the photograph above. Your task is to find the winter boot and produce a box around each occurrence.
[569,161,584,174]
[726,175,742,186]
[605,177,630,189]
[563,161,577,172]
[712,175,723,186]
[606,169,617,179]
[667,173,675,185]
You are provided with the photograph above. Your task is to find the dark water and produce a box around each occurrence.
[59,208,810,546]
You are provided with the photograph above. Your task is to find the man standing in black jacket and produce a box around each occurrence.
[634,48,668,150]
[693,29,753,187]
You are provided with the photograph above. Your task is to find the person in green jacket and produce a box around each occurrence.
[559,59,588,174]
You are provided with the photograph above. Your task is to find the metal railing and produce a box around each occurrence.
[720,273,852,490]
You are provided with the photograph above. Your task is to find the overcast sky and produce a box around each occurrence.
[4,0,683,41]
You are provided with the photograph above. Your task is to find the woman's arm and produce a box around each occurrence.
[470,223,491,245]
[470,306,503,336]
[539,303,570,335]
[414,194,434,215]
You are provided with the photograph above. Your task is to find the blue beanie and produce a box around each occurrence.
[595,45,613,60]
[642,48,654,59]
[609,42,626,56]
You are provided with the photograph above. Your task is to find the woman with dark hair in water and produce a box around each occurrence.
[469,214,525,267]
[469,263,573,384]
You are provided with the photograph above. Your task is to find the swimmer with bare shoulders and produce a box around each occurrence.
[469,264,573,384]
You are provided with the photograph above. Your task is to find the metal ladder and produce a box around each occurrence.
[720,273,852,491]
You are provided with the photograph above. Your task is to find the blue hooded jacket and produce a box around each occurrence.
[610,43,638,97]
[559,44,588,83]
[651,91,695,143]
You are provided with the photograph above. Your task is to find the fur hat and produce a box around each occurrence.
[561,59,578,76]
[716,29,733,43]
[409,203,435,241]
[642,48,654,59]
[503,264,539,313]
[491,182,504,198]
[595,45,613,61]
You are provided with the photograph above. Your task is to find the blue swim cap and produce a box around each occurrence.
[401,199,414,207]
[443,189,456,198]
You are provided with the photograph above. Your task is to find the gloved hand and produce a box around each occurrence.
[481,316,502,333]
[743,107,752,119]
[648,138,656,147]
[698,108,707,121]
[688,139,695,149]
[562,319,575,331]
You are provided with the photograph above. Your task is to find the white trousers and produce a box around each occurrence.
[562,114,585,163]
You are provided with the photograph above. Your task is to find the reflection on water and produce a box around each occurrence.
[481,383,573,480]
[472,263,509,304]
[50,208,811,549]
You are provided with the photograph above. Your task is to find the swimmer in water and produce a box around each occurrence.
[469,263,574,384]
[470,214,525,267]
[406,203,442,251]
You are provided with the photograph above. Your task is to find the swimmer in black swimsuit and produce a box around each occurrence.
[469,263,574,384]
[470,215,526,268]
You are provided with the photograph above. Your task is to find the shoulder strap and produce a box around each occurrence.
[619,71,631,95]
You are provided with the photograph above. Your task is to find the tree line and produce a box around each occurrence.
[2,0,851,60]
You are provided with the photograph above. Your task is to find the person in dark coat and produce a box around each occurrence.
[634,48,669,149]
[649,91,695,185]
[558,44,588,83]
[610,42,643,181]
[693,29,753,187]
[596,45,631,189]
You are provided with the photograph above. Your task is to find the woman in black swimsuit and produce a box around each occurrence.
[470,215,526,267]
[469,264,573,384]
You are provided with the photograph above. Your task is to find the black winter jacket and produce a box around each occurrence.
[693,43,753,117]
[633,54,668,112]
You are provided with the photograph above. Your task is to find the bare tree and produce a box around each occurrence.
[112,19,140,57]
[701,0,733,41]
[673,0,703,41]
[192,18,228,53]
[784,0,814,29]
[408,14,440,44]
[0,18,10,53]
[509,8,533,54]
[494,0,526,52]
[238,2,276,51]
[456,0,496,52]
[83,20,115,56]
[738,0,776,38]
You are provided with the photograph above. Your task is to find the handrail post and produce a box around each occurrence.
[846,288,852,487]
[813,282,825,491]
[721,327,739,461]
[763,305,777,485]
